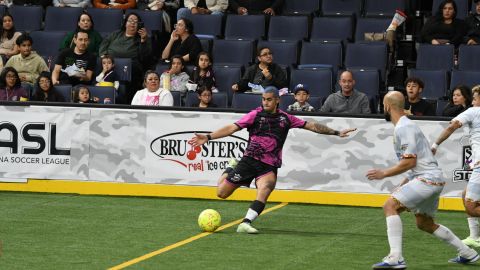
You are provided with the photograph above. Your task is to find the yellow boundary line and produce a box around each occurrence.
[0,180,465,211]
[108,202,289,270]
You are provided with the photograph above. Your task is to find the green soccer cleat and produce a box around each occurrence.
[237,222,259,234]
[462,237,480,248]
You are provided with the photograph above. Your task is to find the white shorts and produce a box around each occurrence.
[392,178,444,217]
[466,169,480,202]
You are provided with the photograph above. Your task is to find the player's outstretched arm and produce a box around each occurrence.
[431,120,462,154]
[366,158,416,180]
[304,121,356,137]
[190,124,241,147]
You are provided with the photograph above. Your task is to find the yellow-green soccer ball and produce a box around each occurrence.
[198,209,221,232]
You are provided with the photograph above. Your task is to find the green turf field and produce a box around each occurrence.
[0,191,477,270]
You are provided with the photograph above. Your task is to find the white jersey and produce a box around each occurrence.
[394,116,443,182]
[453,107,480,169]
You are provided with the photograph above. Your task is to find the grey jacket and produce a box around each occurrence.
[320,89,371,114]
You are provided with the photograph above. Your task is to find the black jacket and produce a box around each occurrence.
[237,62,287,92]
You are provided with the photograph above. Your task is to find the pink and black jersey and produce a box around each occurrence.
[235,107,307,168]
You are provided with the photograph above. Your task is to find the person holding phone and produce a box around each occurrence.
[161,18,202,65]
[99,13,152,103]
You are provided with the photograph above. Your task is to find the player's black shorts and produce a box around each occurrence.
[226,156,277,187]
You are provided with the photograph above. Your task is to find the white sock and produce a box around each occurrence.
[244,208,259,223]
[467,217,480,239]
[386,215,403,259]
[433,224,476,258]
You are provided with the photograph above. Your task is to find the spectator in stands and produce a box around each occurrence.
[465,0,480,45]
[12,0,51,9]
[99,13,152,103]
[73,85,98,103]
[161,18,202,65]
[5,34,49,90]
[232,47,287,93]
[131,70,174,106]
[191,85,217,108]
[320,71,371,114]
[93,0,135,9]
[160,55,189,95]
[0,13,21,63]
[420,0,467,47]
[177,0,228,21]
[52,30,96,86]
[190,51,216,92]
[403,77,436,116]
[287,83,315,112]
[60,12,103,55]
[95,55,119,90]
[53,0,90,8]
[229,0,284,15]
[442,84,472,116]
[0,67,28,101]
[137,0,180,33]
[31,71,66,102]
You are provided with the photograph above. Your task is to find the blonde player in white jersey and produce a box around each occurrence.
[366,91,478,269]
[432,87,480,249]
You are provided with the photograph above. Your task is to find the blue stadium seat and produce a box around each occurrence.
[171,91,182,106]
[212,65,242,104]
[224,15,265,41]
[212,40,254,66]
[282,0,320,15]
[436,99,449,116]
[185,91,228,108]
[311,16,353,43]
[190,14,222,39]
[416,44,454,70]
[432,0,469,19]
[257,40,298,67]
[113,58,132,82]
[125,10,163,34]
[54,85,73,102]
[0,6,6,17]
[354,18,391,43]
[321,0,363,17]
[198,38,212,54]
[299,41,342,75]
[458,45,480,71]
[344,43,388,81]
[409,69,449,99]
[30,31,67,59]
[290,68,333,97]
[44,7,83,32]
[89,86,116,104]
[364,0,406,17]
[9,5,43,32]
[231,93,262,110]
[85,8,123,33]
[450,70,480,90]
[268,16,308,42]
[279,94,322,111]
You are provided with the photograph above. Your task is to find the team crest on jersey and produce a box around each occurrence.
[401,144,408,151]
[453,145,472,182]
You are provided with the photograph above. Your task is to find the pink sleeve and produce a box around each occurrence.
[287,113,306,129]
[235,109,259,129]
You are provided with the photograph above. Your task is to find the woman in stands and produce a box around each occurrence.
[60,12,103,55]
[0,67,28,101]
[0,13,21,63]
[421,0,467,47]
[161,18,202,65]
[131,70,173,106]
[442,84,472,116]
[99,13,152,103]
[190,51,216,92]
[31,71,65,102]
[159,55,189,95]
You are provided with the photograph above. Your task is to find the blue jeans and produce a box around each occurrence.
[177,8,224,21]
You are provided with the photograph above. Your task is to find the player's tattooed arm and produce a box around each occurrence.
[304,121,357,137]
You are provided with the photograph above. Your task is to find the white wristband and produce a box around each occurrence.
[431,143,439,149]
